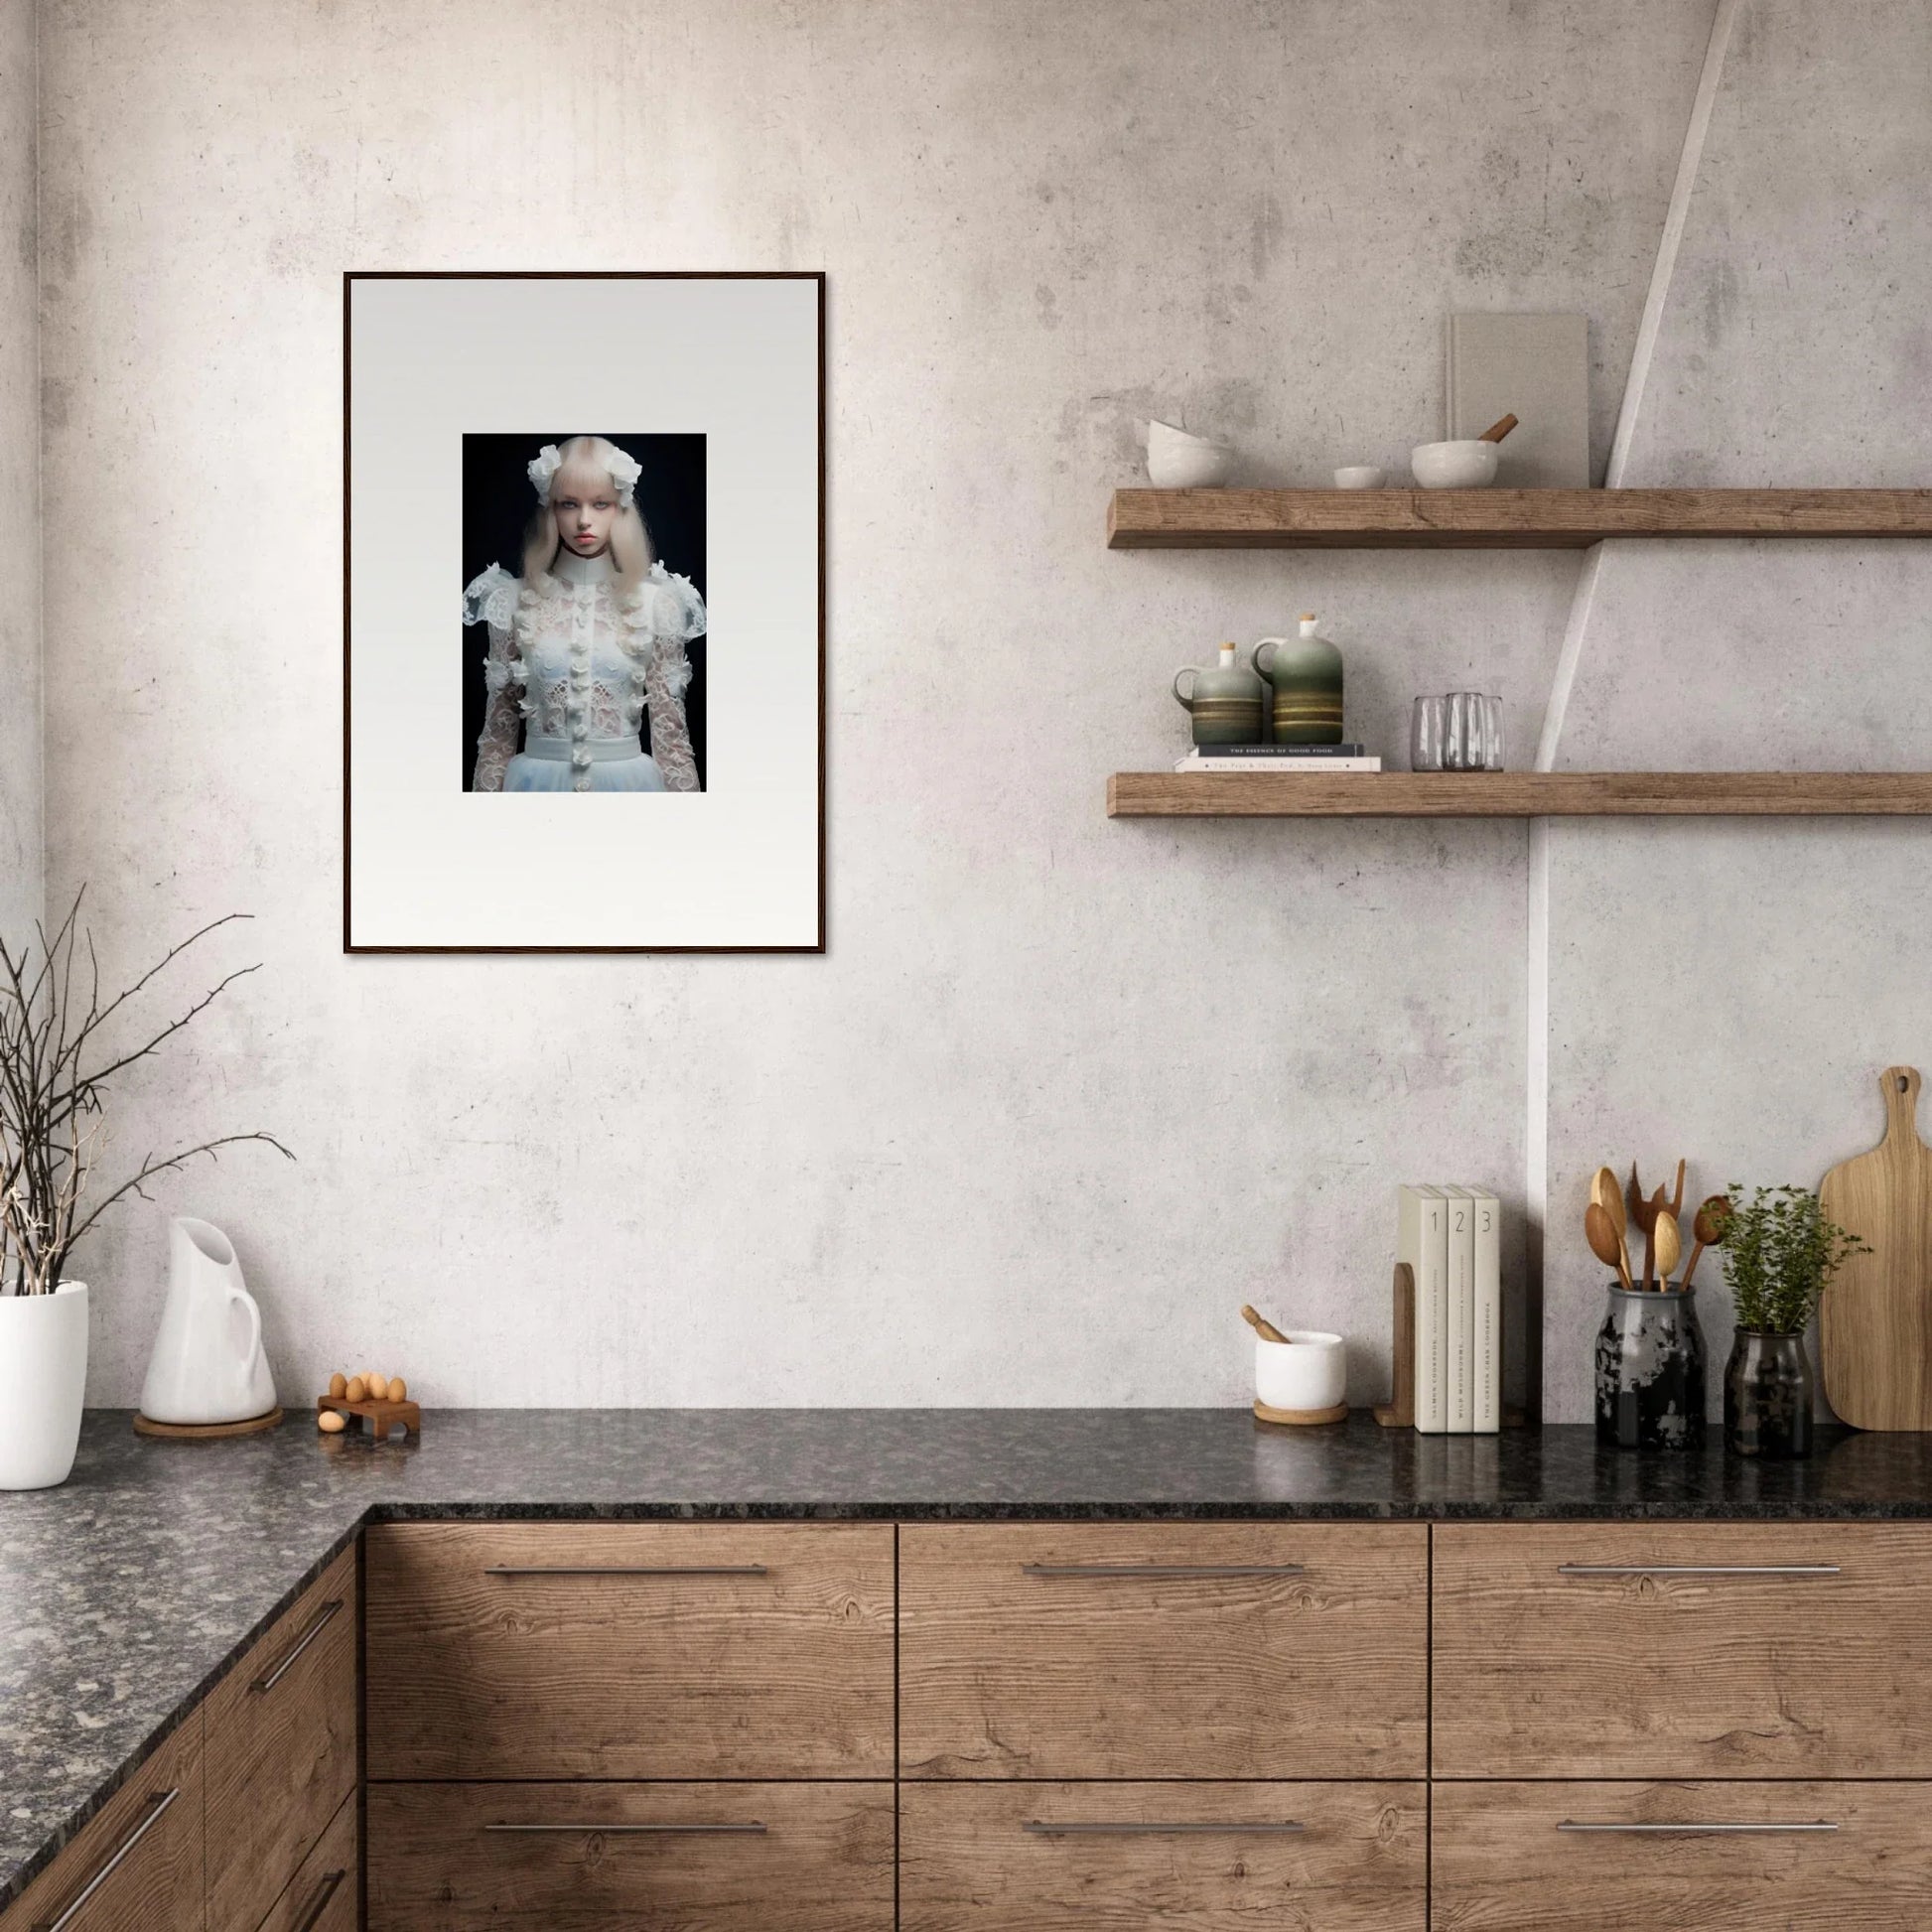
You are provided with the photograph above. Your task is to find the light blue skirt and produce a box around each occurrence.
[503,737,668,793]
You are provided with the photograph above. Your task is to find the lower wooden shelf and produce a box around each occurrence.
[1107,771,1932,818]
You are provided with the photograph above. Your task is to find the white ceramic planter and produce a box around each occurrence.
[0,1281,89,1489]
[1254,1329,1347,1412]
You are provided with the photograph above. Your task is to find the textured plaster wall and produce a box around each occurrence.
[0,0,37,943]
[1541,0,1932,1418]
[34,0,1738,1410]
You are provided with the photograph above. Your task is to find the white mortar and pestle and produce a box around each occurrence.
[1242,1305,1348,1426]
[1411,411,1518,488]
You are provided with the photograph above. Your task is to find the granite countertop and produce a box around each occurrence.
[6,1406,1932,1905]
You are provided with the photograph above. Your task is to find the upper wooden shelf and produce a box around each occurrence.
[1106,487,1932,549]
[1107,771,1932,818]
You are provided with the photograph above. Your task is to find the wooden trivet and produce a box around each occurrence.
[134,1407,283,1440]
[317,1395,421,1439]
[1253,1399,1350,1427]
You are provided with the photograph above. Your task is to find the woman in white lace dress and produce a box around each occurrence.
[463,435,708,792]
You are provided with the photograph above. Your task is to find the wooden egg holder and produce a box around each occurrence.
[316,1394,421,1439]
[1374,1261,1527,1430]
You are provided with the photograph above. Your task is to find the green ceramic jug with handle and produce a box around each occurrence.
[1173,642,1265,746]
[1250,615,1344,745]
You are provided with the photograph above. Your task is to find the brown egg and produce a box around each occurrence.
[317,1409,347,1434]
[345,1375,366,1403]
[386,1376,407,1402]
[365,1372,389,1401]
[328,1372,347,1400]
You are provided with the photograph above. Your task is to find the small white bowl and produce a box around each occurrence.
[1254,1330,1346,1413]
[1147,419,1235,488]
[1411,440,1498,489]
[1332,465,1385,490]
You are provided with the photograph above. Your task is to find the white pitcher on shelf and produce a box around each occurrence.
[138,1217,276,1426]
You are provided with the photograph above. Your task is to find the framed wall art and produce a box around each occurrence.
[344,271,824,951]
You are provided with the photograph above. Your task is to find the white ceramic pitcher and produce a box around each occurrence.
[139,1217,276,1425]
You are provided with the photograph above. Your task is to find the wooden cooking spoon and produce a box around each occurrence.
[1590,1168,1633,1281]
[1679,1195,1731,1291]
[1587,1202,1634,1290]
[1626,1163,1661,1235]
[1670,1158,1686,1218]
[1640,1183,1669,1288]
[1478,413,1519,444]
[1653,1208,1683,1289]
[1241,1305,1291,1344]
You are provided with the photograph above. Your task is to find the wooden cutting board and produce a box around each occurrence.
[1821,1065,1932,1430]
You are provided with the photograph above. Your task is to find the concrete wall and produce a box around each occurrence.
[32,0,1923,1416]
[0,0,37,945]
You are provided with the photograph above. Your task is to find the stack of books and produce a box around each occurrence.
[1175,744,1381,773]
[1397,1184,1501,1434]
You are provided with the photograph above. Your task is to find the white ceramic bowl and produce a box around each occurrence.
[1254,1330,1346,1413]
[1410,440,1498,489]
[1332,465,1386,490]
[1147,419,1235,488]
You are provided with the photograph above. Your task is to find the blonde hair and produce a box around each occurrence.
[521,435,654,591]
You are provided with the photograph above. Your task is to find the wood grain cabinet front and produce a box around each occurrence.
[252,1790,355,1932]
[900,1781,1428,1930]
[364,1521,895,1779]
[366,1781,895,1931]
[0,1714,204,1932]
[899,1522,1428,1777]
[1431,1780,1932,1930]
[1432,1522,1932,1777]
[203,1543,357,1932]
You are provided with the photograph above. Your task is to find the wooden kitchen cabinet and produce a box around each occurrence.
[900,1780,1428,1930]
[203,1544,357,1932]
[252,1791,354,1932]
[1432,1521,1932,1777]
[0,1715,204,1932]
[1431,1779,1932,1930]
[899,1521,1428,1777]
[366,1780,895,1931]
[364,1521,895,1779]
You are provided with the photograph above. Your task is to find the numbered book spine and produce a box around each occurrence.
[1399,1184,1449,1434]
[1472,1189,1501,1433]
[1444,1186,1475,1434]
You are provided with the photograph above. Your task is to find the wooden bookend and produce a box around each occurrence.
[1374,1263,1416,1428]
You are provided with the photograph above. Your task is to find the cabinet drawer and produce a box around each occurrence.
[365,1521,894,1778]
[899,1522,1427,1777]
[0,1714,203,1932]
[205,1542,357,1932]
[901,1781,1426,1930]
[1432,1781,1932,1930]
[367,1781,894,1931]
[255,1789,355,1932]
[1433,1522,1932,1776]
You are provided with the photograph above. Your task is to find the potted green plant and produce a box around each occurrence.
[1717,1184,1869,1458]
[0,893,290,1489]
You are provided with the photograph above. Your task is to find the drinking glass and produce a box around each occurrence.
[1445,691,1485,770]
[1410,697,1446,771]
[1482,694,1505,771]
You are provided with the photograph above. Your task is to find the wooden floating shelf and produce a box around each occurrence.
[1107,771,1932,818]
[1106,487,1932,549]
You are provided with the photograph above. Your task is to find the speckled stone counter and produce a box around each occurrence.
[6,1407,1932,1905]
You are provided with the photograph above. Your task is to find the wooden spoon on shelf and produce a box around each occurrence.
[1587,1202,1634,1291]
[1241,1305,1291,1344]
[1680,1195,1731,1290]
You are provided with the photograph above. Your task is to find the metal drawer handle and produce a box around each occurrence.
[483,1565,769,1578]
[251,1599,344,1694]
[1020,1564,1306,1580]
[1025,1820,1305,1837]
[1557,1565,1841,1579]
[290,1867,347,1932]
[483,1822,767,1835]
[1559,1821,1838,1835]
[32,1788,180,1932]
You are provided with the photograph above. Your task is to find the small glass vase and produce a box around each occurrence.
[1594,1282,1707,1450]
[1724,1330,1815,1459]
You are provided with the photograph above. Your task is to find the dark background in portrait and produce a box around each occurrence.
[460,434,708,790]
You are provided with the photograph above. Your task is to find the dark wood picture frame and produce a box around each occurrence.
[342,270,826,955]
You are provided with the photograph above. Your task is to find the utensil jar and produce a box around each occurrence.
[1594,1282,1707,1450]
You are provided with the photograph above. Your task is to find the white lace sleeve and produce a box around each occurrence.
[621,565,706,793]
[465,564,524,792]
[644,560,707,641]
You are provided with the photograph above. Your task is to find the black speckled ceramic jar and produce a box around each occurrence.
[1724,1330,1815,1459]
[1595,1282,1707,1450]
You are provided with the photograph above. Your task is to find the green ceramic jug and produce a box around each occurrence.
[1250,615,1343,745]
[1173,643,1265,746]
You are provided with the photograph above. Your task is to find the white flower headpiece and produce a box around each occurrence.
[528,439,642,509]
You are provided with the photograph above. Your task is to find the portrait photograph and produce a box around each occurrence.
[345,272,822,952]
